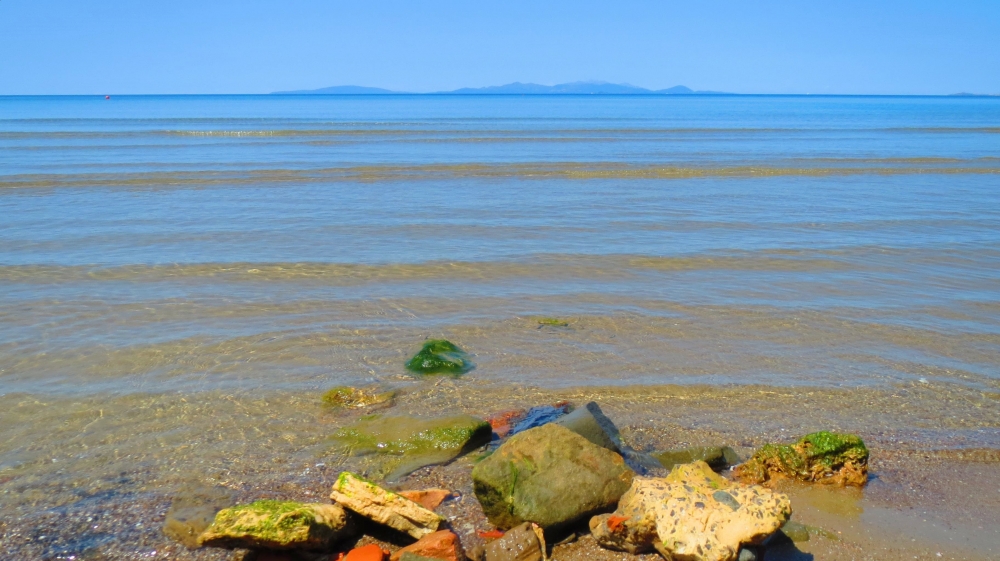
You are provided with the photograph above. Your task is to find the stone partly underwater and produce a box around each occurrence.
[405,339,474,376]
[735,431,869,487]
[331,414,492,480]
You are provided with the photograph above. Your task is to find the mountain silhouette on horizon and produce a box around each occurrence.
[274,81,728,95]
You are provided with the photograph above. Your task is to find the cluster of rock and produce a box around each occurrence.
[176,392,869,561]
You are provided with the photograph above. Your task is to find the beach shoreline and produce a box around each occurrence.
[2,381,998,560]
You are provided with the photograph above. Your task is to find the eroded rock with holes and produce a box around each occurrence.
[590,461,791,561]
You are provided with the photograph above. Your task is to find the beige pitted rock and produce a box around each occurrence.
[197,500,354,550]
[590,461,791,561]
[330,471,444,539]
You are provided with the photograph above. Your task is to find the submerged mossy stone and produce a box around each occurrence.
[735,431,869,487]
[654,446,741,471]
[322,386,396,409]
[162,486,236,549]
[405,339,473,376]
[472,423,634,532]
[332,414,492,480]
[197,500,354,551]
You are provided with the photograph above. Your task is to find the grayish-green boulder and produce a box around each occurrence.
[332,414,492,480]
[472,423,634,532]
[654,446,741,471]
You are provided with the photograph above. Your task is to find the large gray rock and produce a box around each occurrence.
[472,423,634,532]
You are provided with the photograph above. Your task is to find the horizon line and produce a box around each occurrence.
[2,92,999,98]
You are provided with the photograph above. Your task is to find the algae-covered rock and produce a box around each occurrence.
[323,386,396,409]
[405,340,473,376]
[197,500,354,551]
[591,461,791,561]
[472,423,634,532]
[330,471,444,539]
[654,446,741,471]
[735,431,869,487]
[332,414,492,480]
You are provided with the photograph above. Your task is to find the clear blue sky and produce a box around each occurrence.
[1,0,998,95]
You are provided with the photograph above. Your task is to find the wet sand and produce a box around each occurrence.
[2,380,998,560]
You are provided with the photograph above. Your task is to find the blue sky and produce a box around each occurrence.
[1,0,998,95]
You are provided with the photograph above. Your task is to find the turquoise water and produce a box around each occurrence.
[2,94,999,393]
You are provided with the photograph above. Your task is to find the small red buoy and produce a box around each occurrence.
[105,95,110,100]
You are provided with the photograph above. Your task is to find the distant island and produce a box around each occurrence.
[273,81,729,95]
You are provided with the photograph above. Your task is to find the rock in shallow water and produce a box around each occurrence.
[591,461,791,561]
[197,500,354,551]
[162,485,236,549]
[332,414,492,480]
[323,386,396,409]
[654,446,741,471]
[735,431,869,487]
[330,472,444,539]
[472,423,634,532]
[405,339,473,376]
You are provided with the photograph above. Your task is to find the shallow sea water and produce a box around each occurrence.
[1,94,1000,559]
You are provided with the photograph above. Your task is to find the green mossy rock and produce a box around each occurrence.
[472,423,634,532]
[654,446,741,471]
[322,386,396,409]
[197,500,354,551]
[405,339,473,376]
[332,414,492,480]
[736,431,869,487]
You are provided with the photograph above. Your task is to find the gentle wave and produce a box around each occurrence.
[0,254,856,283]
[2,162,999,189]
[3,126,1000,140]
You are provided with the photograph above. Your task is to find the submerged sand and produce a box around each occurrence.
[1,380,998,560]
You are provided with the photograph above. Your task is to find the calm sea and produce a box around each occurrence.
[2,94,999,394]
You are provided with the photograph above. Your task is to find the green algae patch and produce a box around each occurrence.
[537,317,569,327]
[405,339,473,376]
[331,414,491,480]
[197,499,353,550]
[322,386,396,409]
[736,431,869,487]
